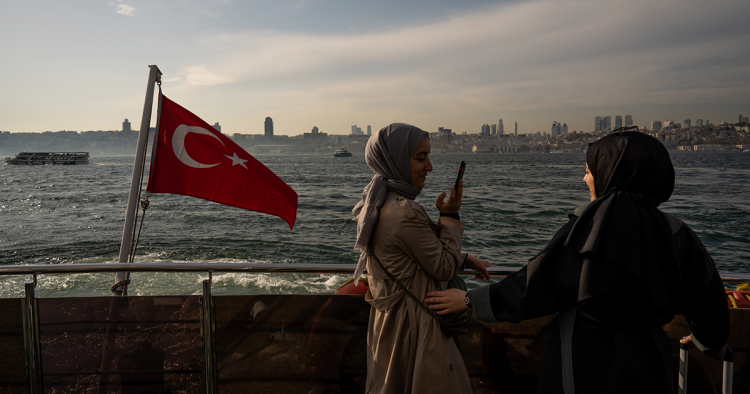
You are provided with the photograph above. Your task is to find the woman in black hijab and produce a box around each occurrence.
[425,131,730,393]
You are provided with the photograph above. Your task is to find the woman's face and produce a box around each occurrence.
[410,136,432,189]
[584,163,596,201]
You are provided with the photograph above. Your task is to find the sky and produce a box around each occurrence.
[1,0,748,136]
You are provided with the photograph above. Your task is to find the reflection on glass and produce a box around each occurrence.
[38,296,201,393]
[0,299,26,394]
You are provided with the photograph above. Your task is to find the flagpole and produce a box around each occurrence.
[112,65,162,295]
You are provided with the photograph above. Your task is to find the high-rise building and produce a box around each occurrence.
[595,116,602,132]
[625,115,633,127]
[264,117,273,141]
[696,119,704,127]
[651,121,662,132]
[491,124,497,135]
[122,118,131,133]
[605,116,612,131]
[515,122,517,136]
[498,119,504,135]
[351,125,363,135]
[213,122,221,132]
[740,114,744,123]
[551,121,562,136]
[705,119,710,126]
[615,116,622,129]
[684,119,691,128]
[367,125,372,136]
[562,123,568,134]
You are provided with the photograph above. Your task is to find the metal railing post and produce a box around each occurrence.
[200,275,217,394]
[678,342,689,394]
[722,346,733,394]
[22,280,43,394]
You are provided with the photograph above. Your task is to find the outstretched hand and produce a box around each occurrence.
[424,288,468,315]
[436,180,462,213]
[464,254,492,282]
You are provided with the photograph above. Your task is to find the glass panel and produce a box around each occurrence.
[215,295,371,393]
[0,299,26,394]
[38,296,202,394]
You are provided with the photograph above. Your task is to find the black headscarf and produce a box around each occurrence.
[565,132,683,315]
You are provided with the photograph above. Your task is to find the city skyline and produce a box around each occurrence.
[1,0,748,135]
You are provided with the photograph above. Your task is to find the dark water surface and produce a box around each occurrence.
[1,152,748,297]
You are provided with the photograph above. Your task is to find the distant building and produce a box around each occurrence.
[651,121,662,132]
[706,119,710,126]
[491,124,497,135]
[498,119,504,135]
[303,126,328,140]
[625,115,633,127]
[696,119,704,127]
[562,123,568,134]
[351,125,363,135]
[264,117,274,141]
[213,122,221,132]
[551,121,561,136]
[605,116,612,131]
[367,125,372,136]
[438,127,452,144]
[122,119,132,133]
[684,119,691,128]
[740,114,744,123]
[615,116,622,129]
[595,116,602,132]
[515,122,518,136]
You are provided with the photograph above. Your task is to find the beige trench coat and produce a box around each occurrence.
[365,191,472,394]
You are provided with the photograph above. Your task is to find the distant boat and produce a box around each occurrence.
[333,147,352,157]
[4,152,89,165]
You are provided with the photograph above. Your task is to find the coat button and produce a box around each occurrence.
[450,364,454,371]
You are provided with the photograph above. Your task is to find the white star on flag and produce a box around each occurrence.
[225,152,249,169]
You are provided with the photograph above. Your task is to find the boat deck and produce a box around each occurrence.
[1,263,748,393]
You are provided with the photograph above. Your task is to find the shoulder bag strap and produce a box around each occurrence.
[369,249,443,324]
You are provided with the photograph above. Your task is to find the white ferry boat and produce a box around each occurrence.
[5,152,89,165]
[333,147,353,157]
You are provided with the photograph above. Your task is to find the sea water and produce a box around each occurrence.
[1,152,748,298]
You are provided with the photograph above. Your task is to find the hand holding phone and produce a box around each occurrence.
[437,161,465,214]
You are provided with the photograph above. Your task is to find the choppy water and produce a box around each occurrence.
[1,152,749,298]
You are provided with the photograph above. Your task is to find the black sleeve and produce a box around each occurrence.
[675,223,730,356]
[469,218,582,323]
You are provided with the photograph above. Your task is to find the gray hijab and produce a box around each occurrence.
[352,123,428,281]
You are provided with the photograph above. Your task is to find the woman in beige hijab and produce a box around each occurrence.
[352,123,490,393]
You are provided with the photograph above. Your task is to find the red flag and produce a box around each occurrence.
[146,95,297,230]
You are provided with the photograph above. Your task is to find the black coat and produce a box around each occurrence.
[467,207,730,394]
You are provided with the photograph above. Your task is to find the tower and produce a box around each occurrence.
[615,116,622,129]
[498,119,504,135]
[625,115,633,127]
[213,122,221,132]
[367,125,371,136]
[515,122,518,136]
[264,117,274,141]
[122,118,131,133]
[595,116,602,132]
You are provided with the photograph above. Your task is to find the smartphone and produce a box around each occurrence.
[453,161,466,191]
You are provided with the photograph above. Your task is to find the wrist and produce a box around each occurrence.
[439,212,460,221]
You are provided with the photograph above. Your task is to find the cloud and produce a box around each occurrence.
[115,4,137,16]
[162,0,750,132]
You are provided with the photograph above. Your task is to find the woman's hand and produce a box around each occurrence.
[424,288,468,314]
[464,254,492,282]
[435,180,462,213]
[680,335,693,345]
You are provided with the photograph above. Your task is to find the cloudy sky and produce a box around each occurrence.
[1,0,748,135]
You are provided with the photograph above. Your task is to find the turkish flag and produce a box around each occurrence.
[146,95,297,230]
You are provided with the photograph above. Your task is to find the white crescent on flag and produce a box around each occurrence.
[171,124,225,168]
